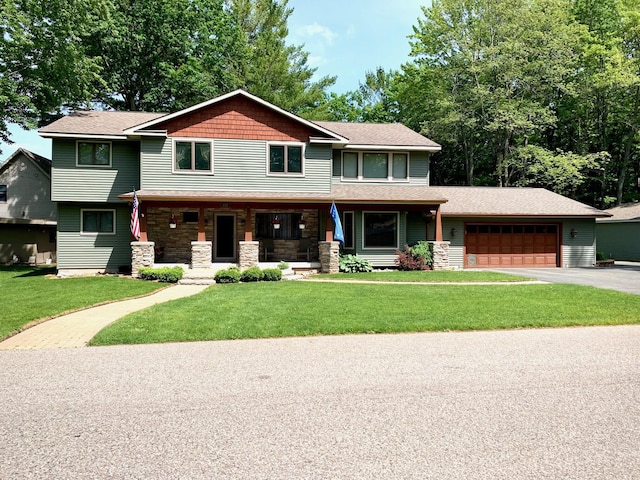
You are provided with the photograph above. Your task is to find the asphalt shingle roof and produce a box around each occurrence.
[39,111,166,136]
[314,121,440,148]
[597,202,640,222]
[0,147,51,176]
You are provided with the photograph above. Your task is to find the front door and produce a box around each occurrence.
[215,214,236,261]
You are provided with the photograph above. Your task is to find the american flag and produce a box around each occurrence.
[130,191,141,240]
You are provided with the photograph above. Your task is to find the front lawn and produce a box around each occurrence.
[313,270,531,282]
[90,281,640,345]
[0,266,165,340]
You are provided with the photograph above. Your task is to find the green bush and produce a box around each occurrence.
[596,251,607,261]
[137,266,184,283]
[261,268,282,281]
[240,266,264,282]
[339,254,373,273]
[214,266,241,284]
[395,242,433,271]
[277,261,289,270]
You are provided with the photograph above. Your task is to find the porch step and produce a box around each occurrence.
[178,268,217,285]
[178,278,217,285]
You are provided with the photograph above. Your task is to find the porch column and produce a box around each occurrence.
[435,206,443,242]
[319,241,340,274]
[191,241,212,269]
[429,241,450,271]
[244,208,253,241]
[197,206,206,241]
[131,241,154,277]
[139,203,148,242]
[239,241,259,269]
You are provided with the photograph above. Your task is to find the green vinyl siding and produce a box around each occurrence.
[56,203,132,271]
[562,219,596,267]
[51,140,140,202]
[596,222,640,261]
[141,138,332,193]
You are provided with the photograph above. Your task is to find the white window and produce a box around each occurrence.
[363,212,399,249]
[77,141,111,167]
[173,140,213,173]
[268,144,304,175]
[341,152,409,181]
[81,209,115,234]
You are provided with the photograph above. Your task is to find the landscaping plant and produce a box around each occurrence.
[395,241,433,270]
[214,266,241,284]
[240,266,264,282]
[339,254,373,273]
[137,266,184,283]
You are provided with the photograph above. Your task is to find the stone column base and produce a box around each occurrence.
[239,241,259,269]
[191,241,212,269]
[429,241,450,270]
[131,241,155,277]
[319,241,340,274]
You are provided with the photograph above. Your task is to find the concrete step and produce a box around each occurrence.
[178,278,217,285]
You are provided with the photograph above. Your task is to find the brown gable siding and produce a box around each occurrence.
[158,96,316,142]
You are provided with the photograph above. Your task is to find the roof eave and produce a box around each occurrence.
[343,144,441,152]
[38,132,128,140]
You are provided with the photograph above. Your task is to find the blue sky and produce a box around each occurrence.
[0,0,429,163]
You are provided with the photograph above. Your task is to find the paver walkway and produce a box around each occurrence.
[0,284,208,350]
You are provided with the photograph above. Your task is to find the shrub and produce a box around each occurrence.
[277,261,289,270]
[339,254,373,273]
[240,266,264,282]
[596,251,607,261]
[214,266,241,284]
[262,268,282,281]
[137,266,184,283]
[395,242,433,271]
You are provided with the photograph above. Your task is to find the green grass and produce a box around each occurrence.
[0,266,165,340]
[315,270,531,282]
[90,282,640,345]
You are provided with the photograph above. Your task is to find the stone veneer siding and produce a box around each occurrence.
[319,241,340,274]
[131,241,155,277]
[430,241,450,270]
[191,241,212,269]
[238,241,259,269]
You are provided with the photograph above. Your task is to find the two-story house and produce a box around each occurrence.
[38,90,607,275]
[0,148,57,264]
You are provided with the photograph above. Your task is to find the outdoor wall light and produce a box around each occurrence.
[570,228,578,238]
[298,216,306,229]
[450,227,458,237]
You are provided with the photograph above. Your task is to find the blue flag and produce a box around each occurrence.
[330,202,345,244]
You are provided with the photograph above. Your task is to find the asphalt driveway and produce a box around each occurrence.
[490,261,640,295]
[1,327,639,479]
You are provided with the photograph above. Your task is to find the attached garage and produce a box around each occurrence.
[464,223,559,268]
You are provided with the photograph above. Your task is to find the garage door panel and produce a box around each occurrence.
[465,223,559,268]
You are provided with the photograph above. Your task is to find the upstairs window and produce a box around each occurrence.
[174,140,212,173]
[269,144,303,175]
[0,185,6,202]
[77,142,111,167]
[341,152,409,181]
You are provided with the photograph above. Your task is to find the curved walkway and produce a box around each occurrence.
[0,285,208,350]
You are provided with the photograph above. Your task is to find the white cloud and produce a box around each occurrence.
[297,23,337,45]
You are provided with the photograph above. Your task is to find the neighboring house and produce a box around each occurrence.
[38,90,608,274]
[0,148,57,264]
[596,202,640,261]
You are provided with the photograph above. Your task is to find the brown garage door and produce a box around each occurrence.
[465,224,559,268]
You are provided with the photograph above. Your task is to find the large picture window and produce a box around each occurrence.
[81,209,115,234]
[77,142,111,166]
[363,212,398,248]
[341,152,409,181]
[269,144,303,174]
[174,140,212,172]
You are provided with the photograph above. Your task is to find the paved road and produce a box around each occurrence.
[2,327,639,479]
[490,261,640,295]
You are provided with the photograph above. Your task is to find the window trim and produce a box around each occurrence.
[0,185,6,203]
[80,208,116,235]
[76,141,112,167]
[172,138,214,174]
[362,211,400,250]
[342,211,355,249]
[267,142,305,176]
[340,151,410,182]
